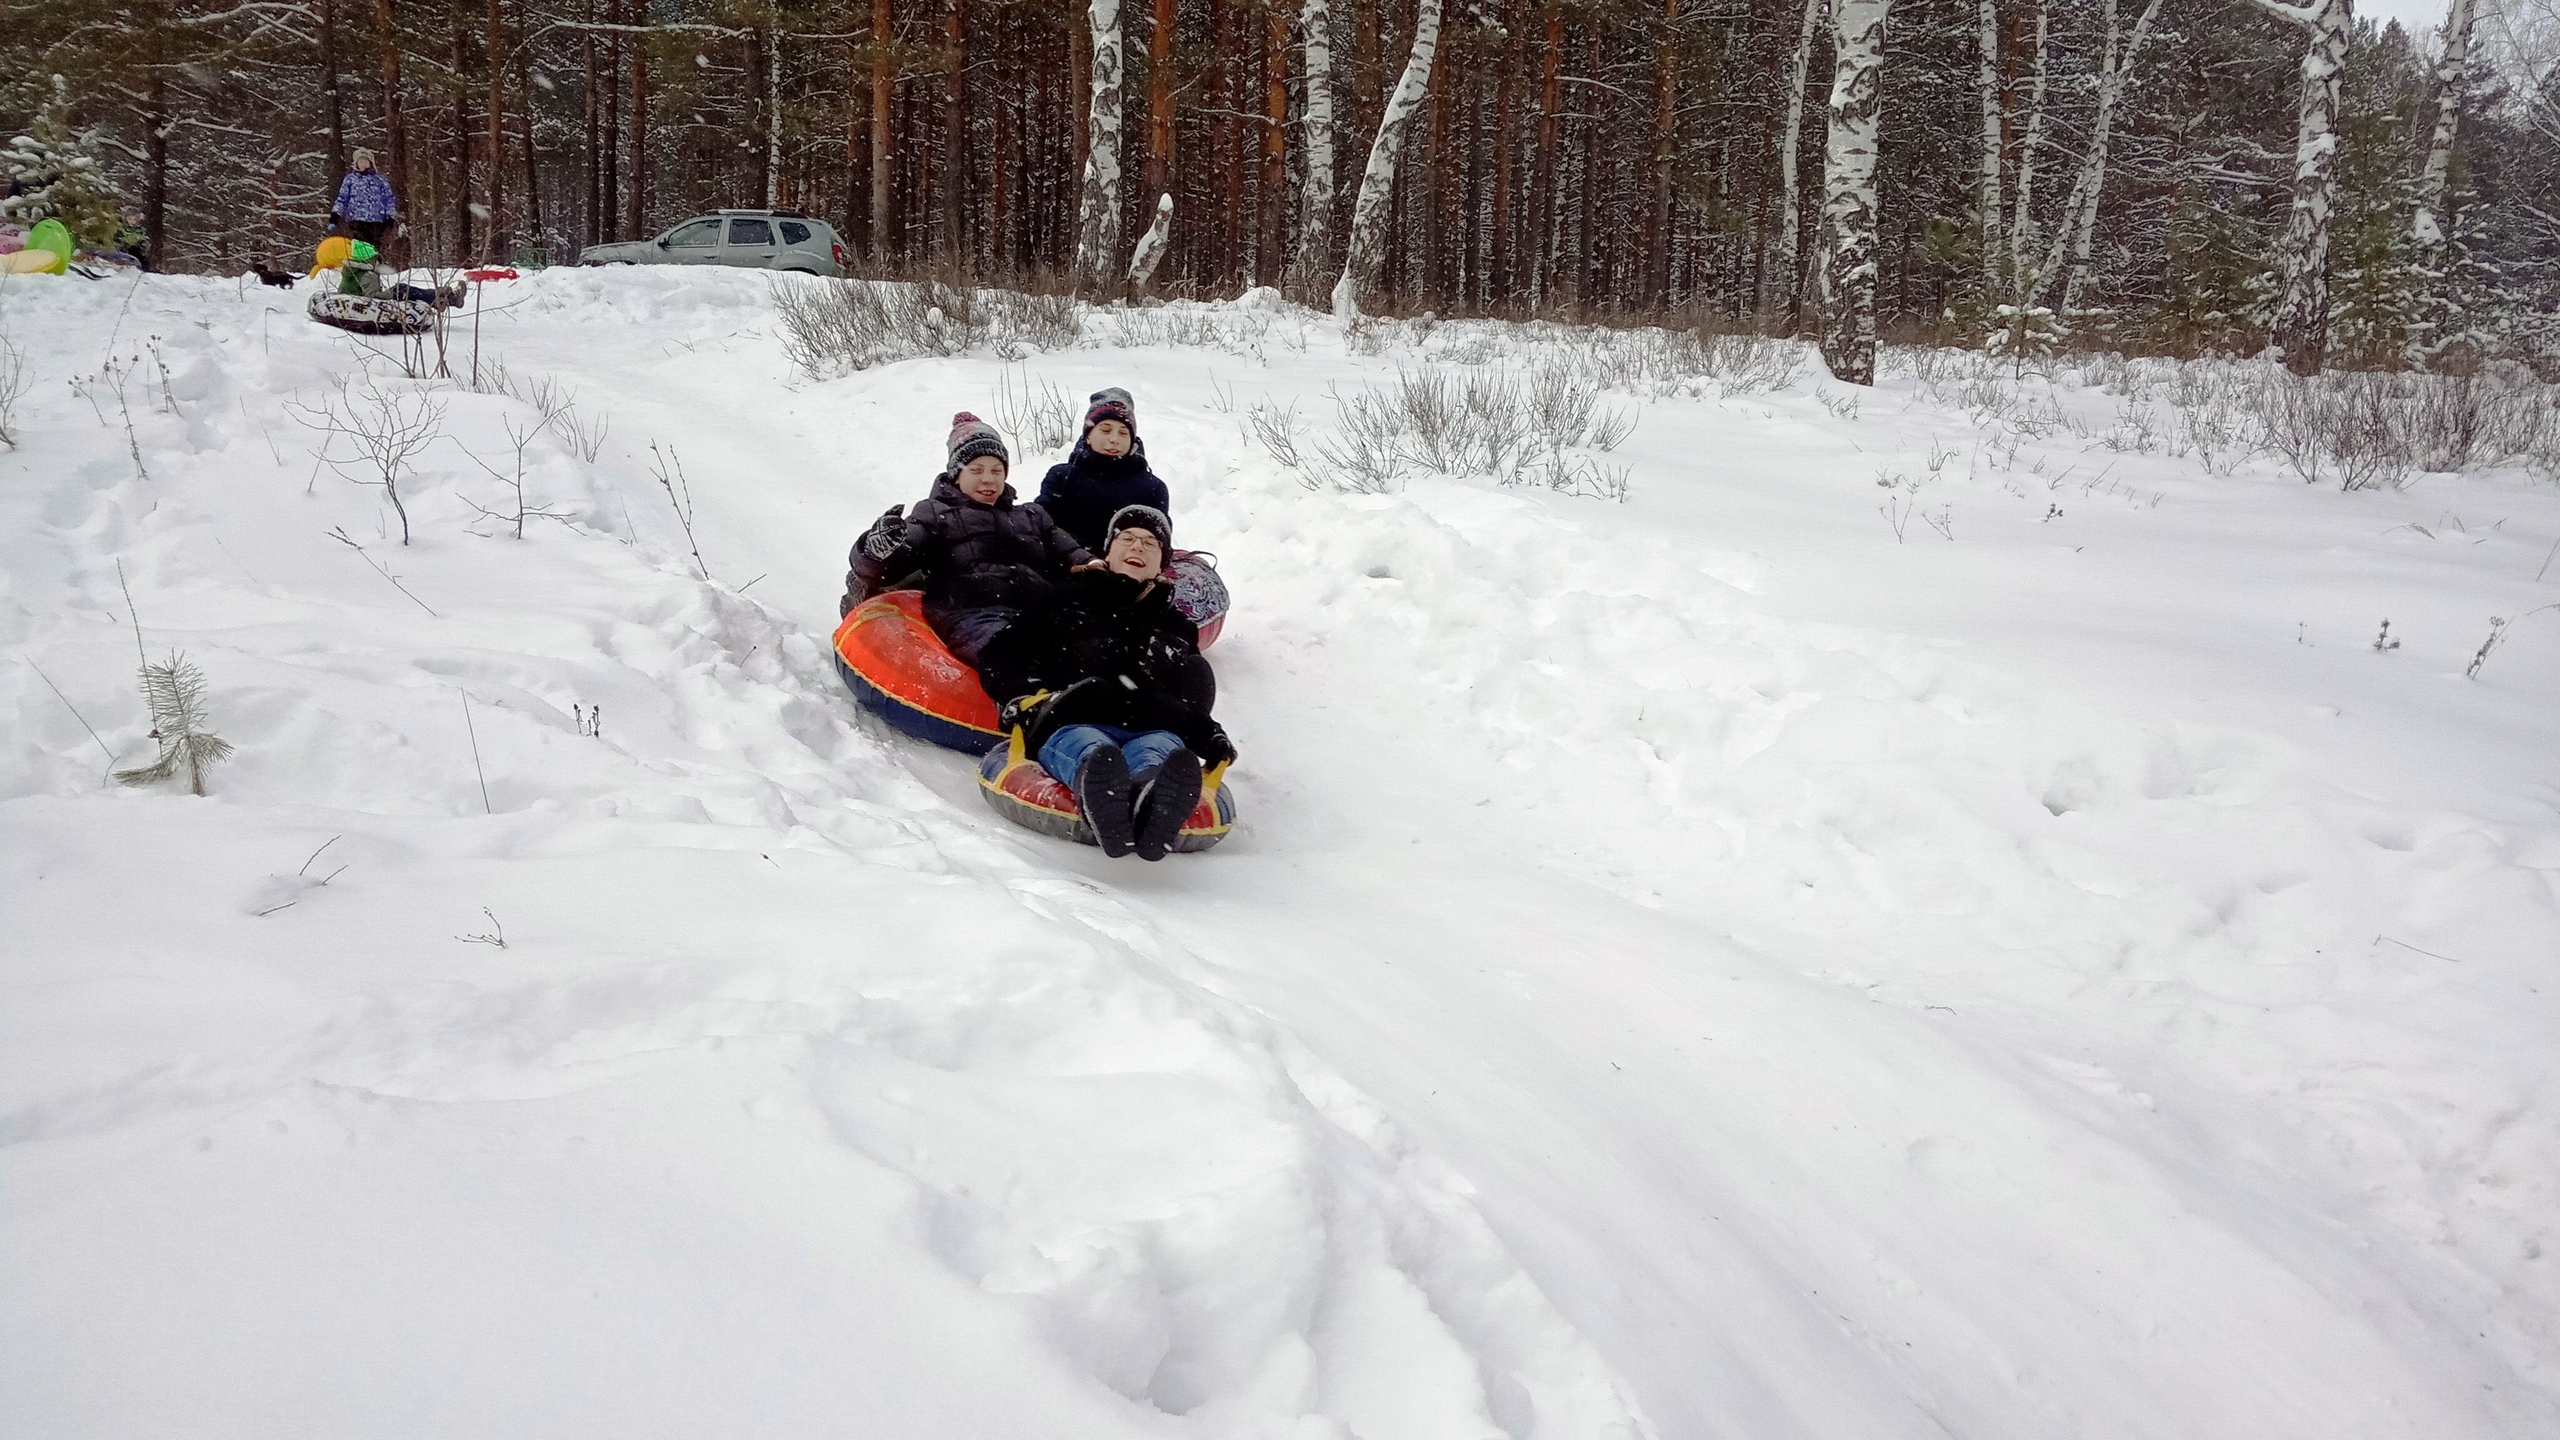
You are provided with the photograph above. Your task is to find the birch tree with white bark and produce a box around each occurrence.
[1772,0,1827,324]
[1817,0,1893,384]
[2007,0,2049,285]
[2248,0,2355,375]
[2053,0,2166,316]
[2413,0,2477,248]
[1074,0,1127,291]
[1333,0,1443,317]
[1977,0,2004,285]
[1290,0,1336,294]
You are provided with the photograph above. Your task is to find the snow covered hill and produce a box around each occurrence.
[3,268,2554,1440]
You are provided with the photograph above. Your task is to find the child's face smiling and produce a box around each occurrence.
[1105,528,1163,581]
[1087,419,1133,458]
[955,455,1008,502]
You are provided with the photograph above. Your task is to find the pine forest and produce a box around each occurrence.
[5,0,2557,377]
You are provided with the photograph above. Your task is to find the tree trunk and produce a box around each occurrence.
[2055,0,2164,316]
[487,0,506,262]
[1075,0,1126,288]
[1531,8,1558,304]
[2413,0,2475,247]
[766,24,784,209]
[625,0,648,241]
[1490,5,1517,304]
[1129,190,1173,290]
[1774,0,1824,328]
[582,10,599,246]
[1144,0,1174,212]
[1423,38,1447,305]
[321,0,347,187]
[942,0,968,268]
[517,19,541,244]
[452,11,476,259]
[144,67,169,270]
[1648,0,1679,308]
[1335,0,1443,316]
[1259,7,1289,288]
[2007,0,2046,285]
[1290,0,1335,294]
[2248,0,2349,375]
[602,12,620,241]
[1975,0,2001,285]
[1817,0,1892,384]
[871,0,893,262]
[376,0,408,210]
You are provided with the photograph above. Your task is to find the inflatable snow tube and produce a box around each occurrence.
[831,590,1004,754]
[307,290,437,336]
[978,728,1237,854]
[0,249,64,276]
[1167,550,1230,649]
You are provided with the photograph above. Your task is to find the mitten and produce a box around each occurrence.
[860,505,907,560]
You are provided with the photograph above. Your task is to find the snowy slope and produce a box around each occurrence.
[3,268,2555,1440]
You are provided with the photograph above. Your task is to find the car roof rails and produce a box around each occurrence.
[711,207,813,219]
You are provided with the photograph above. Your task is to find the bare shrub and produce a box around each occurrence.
[290,373,447,545]
[992,365,1079,453]
[1247,399,1306,468]
[775,276,1078,376]
[0,325,27,448]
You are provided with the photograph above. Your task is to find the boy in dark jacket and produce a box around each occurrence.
[979,505,1234,862]
[843,413,1094,671]
[1035,388,1173,554]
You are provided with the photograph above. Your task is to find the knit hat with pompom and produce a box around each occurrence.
[945,412,1009,474]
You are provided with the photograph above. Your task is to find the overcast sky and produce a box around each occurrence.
[2358,0,2455,41]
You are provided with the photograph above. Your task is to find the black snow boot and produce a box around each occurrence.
[1131,751,1203,862]
[1076,746,1139,858]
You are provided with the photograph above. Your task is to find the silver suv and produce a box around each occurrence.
[578,210,848,276]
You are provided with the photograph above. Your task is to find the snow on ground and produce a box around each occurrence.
[2,266,2554,1439]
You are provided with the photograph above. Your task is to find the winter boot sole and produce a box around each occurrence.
[1132,752,1203,862]
[1077,746,1139,858]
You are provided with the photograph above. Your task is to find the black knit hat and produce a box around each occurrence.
[945,411,1009,474]
[1104,503,1171,555]
[1084,387,1137,438]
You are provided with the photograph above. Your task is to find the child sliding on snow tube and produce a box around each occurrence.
[843,413,1094,672]
[337,241,462,307]
[1036,387,1173,555]
[976,505,1235,862]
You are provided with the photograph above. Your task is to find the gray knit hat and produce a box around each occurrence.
[945,411,1009,474]
[1104,503,1171,554]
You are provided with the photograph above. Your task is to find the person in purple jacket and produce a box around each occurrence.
[330,150,401,248]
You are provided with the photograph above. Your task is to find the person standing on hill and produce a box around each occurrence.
[330,150,401,248]
[1036,388,1172,554]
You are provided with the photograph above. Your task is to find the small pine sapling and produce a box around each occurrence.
[114,651,235,795]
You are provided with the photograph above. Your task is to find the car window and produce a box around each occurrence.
[728,218,774,246]
[779,221,811,245]
[666,219,721,248]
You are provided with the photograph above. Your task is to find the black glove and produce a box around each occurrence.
[860,505,907,560]
[1195,725,1237,770]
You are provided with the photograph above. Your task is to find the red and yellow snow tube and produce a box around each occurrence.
[831,590,1004,753]
[977,727,1237,854]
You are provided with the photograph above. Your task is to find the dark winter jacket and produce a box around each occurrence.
[846,474,1092,628]
[977,568,1232,765]
[1036,440,1174,555]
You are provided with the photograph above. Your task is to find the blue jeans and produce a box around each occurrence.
[1039,724,1188,787]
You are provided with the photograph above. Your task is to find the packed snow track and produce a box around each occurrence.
[4,268,2556,1440]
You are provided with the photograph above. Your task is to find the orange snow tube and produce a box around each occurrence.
[978,728,1237,854]
[831,590,1003,753]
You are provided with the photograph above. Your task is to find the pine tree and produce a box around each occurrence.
[3,75,123,249]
